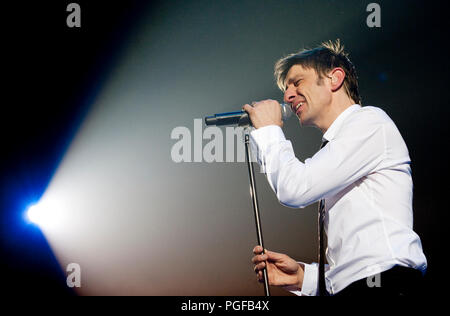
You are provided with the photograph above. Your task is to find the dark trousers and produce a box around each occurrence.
[333,265,424,296]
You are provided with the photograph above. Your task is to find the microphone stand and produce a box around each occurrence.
[244,132,270,297]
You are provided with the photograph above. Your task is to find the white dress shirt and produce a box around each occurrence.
[250,104,427,295]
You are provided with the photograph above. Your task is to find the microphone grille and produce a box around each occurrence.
[280,102,293,121]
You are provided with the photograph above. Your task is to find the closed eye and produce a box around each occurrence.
[284,77,303,90]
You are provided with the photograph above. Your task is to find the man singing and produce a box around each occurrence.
[245,40,427,296]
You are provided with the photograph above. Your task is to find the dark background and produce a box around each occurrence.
[2,0,448,297]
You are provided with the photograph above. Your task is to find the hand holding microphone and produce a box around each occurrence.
[205,99,292,128]
[243,100,287,129]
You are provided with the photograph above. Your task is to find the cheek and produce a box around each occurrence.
[312,86,331,105]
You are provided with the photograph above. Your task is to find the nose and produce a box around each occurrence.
[284,85,297,104]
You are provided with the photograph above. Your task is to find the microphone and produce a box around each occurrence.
[205,102,292,127]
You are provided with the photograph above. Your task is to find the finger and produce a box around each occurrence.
[251,254,268,264]
[253,262,266,273]
[257,271,263,282]
[265,250,285,261]
[253,245,263,254]
[242,104,254,113]
[256,269,263,279]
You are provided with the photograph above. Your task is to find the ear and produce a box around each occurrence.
[329,67,346,92]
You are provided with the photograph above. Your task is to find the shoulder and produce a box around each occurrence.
[346,106,393,126]
[336,106,393,138]
[335,105,407,149]
[344,105,409,158]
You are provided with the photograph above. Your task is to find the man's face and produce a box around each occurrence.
[283,64,332,127]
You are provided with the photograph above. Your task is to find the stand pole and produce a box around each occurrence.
[244,133,270,297]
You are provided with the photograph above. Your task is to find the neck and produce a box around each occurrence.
[317,95,356,134]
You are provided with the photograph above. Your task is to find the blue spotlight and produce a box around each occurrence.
[26,200,61,228]
[27,203,43,225]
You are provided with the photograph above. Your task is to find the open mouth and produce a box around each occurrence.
[293,102,305,115]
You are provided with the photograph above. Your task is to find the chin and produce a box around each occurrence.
[298,115,310,127]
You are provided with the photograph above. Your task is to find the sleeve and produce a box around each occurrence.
[249,113,386,208]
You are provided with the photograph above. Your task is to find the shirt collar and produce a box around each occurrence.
[322,104,361,142]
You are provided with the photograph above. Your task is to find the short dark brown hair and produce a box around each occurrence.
[274,39,361,105]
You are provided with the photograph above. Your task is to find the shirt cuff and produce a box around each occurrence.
[249,125,286,171]
[300,262,319,296]
[282,262,318,296]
